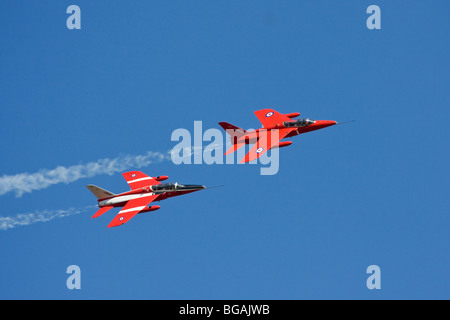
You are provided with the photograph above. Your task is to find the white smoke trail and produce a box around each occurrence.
[0,205,96,231]
[0,150,172,197]
[0,145,213,230]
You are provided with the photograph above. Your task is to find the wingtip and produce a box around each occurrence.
[107,222,121,228]
[224,150,234,155]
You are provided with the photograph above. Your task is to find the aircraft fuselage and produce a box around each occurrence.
[98,184,205,208]
[235,120,337,145]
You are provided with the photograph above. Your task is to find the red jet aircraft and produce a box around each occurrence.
[219,109,337,163]
[87,171,205,228]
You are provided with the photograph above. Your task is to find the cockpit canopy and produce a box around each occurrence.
[151,183,179,192]
[150,183,205,192]
[283,119,315,128]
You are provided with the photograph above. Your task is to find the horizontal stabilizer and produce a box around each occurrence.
[92,206,114,218]
[224,142,246,155]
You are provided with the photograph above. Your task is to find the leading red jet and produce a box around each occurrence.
[219,109,337,163]
[87,171,205,228]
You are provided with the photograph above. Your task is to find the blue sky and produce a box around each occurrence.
[1,1,449,299]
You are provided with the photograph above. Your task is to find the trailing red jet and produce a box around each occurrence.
[87,171,205,228]
[219,109,337,163]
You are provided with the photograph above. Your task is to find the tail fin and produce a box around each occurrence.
[219,122,247,144]
[219,122,246,134]
[86,185,116,200]
[219,122,247,155]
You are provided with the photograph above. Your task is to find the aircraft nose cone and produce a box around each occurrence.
[324,120,337,126]
[192,185,206,192]
[314,120,337,128]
